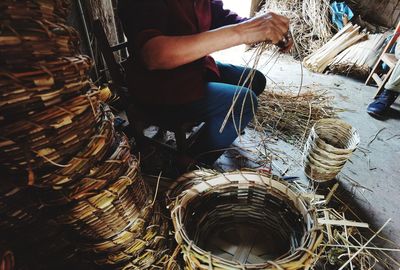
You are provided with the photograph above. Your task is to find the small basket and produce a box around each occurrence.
[167,171,322,270]
[0,55,92,123]
[0,94,100,175]
[303,118,360,182]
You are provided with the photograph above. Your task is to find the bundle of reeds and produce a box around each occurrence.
[259,0,333,58]
[304,23,368,73]
[329,33,387,78]
[254,88,341,147]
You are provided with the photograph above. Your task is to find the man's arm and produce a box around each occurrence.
[142,12,290,70]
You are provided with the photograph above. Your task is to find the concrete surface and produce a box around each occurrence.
[212,46,400,266]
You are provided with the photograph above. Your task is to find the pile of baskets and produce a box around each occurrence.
[167,171,323,270]
[0,1,172,269]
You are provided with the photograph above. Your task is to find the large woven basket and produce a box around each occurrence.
[0,0,71,23]
[0,20,80,67]
[302,118,360,182]
[32,104,115,205]
[57,159,147,240]
[167,171,322,270]
[0,181,44,230]
[0,94,100,176]
[0,55,92,123]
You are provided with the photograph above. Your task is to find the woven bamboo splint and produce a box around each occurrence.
[0,0,71,23]
[167,170,323,270]
[0,55,92,124]
[303,118,360,182]
[0,20,80,67]
[0,94,100,175]
[30,104,115,204]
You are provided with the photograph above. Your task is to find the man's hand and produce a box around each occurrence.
[235,12,291,48]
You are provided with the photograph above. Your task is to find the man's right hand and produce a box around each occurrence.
[235,12,290,46]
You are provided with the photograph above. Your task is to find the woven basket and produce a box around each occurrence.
[92,204,169,268]
[0,0,71,23]
[57,159,149,240]
[0,20,80,67]
[167,171,322,270]
[303,119,360,182]
[0,249,14,270]
[30,104,115,205]
[39,132,134,205]
[0,55,92,124]
[0,182,44,230]
[0,94,100,176]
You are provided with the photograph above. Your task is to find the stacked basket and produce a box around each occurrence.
[0,0,97,267]
[0,1,171,269]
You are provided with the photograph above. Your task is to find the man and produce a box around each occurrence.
[118,0,291,165]
[367,38,400,117]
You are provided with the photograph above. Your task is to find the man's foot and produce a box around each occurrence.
[367,89,399,118]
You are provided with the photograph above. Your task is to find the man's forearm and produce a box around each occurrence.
[142,25,242,70]
[141,12,290,70]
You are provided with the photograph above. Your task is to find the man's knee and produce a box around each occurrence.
[251,70,266,96]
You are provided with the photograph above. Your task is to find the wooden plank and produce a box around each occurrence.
[382,53,398,69]
[87,0,119,47]
[372,73,383,87]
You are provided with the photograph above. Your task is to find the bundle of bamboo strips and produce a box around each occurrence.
[259,0,333,58]
[329,33,388,78]
[253,88,342,147]
[303,23,368,73]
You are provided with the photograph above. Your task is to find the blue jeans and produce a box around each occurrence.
[188,62,265,163]
[159,62,266,164]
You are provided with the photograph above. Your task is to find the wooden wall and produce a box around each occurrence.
[348,0,400,28]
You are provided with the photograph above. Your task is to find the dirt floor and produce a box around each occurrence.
[211,45,400,265]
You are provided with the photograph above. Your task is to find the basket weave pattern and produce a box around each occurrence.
[0,2,172,269]
[167,171,322,270]
[302,118,360,182]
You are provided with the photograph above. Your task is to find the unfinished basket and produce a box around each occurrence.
[0,55,92,123]
[0,20,80,67]
[167,171,322,270]
[302,118,360,182]
[0,94,100,176]
[0,0,71,23]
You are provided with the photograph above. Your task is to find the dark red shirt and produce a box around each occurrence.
[118,0,245,105]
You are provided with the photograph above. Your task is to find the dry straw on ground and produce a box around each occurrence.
[253,88,341,147]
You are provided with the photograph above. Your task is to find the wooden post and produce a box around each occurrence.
[87,0,119,46]
[250,0,263,17]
